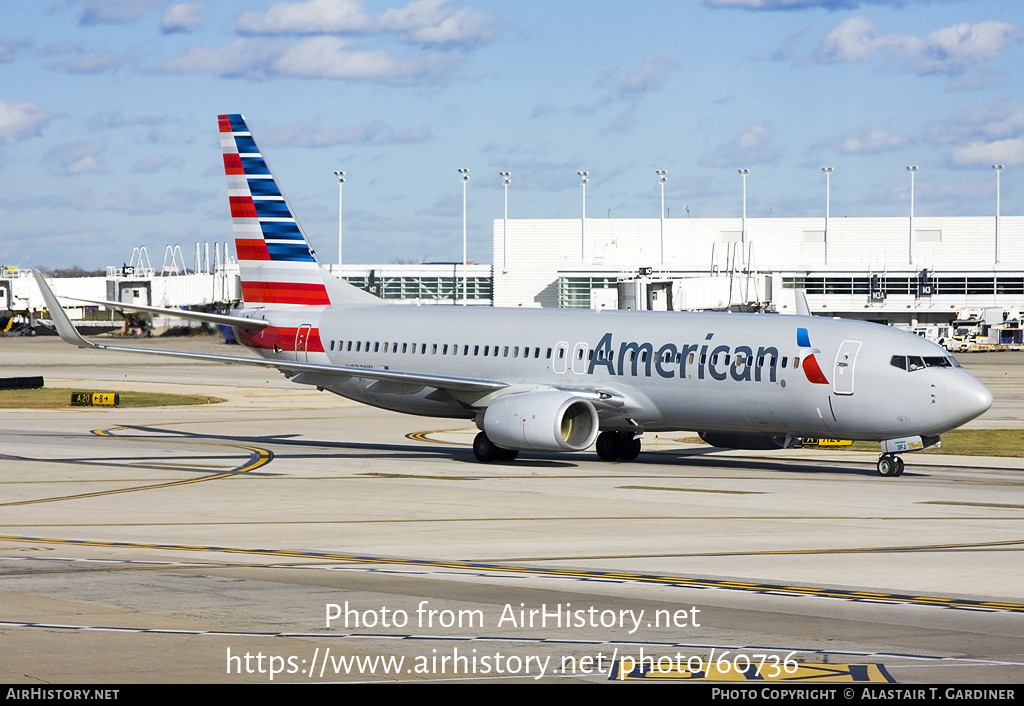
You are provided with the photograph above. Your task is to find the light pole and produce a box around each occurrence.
[906,165,917,265]
[500,171,511,273]
[333,170,345,265]
[822,166,833,266]
[458,168,469,305]
[578,170,589,262]
[738,169,749,266]
[993,164,1004,264]
[656,170,667,265]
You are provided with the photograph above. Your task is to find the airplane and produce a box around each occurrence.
[33,113,994,477]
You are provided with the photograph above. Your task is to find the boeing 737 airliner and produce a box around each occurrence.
[34,114,993,477]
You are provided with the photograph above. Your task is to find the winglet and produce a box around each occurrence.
[32,271,99,349]
[795,290,811,317]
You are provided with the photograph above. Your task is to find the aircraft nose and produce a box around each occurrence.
[946,374,993,428]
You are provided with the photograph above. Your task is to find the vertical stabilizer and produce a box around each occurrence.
[218,113,380,307]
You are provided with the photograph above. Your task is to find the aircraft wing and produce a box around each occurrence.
[33,271,507,395]
[63,296,270,329]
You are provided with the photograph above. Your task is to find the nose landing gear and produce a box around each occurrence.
[877,454,905,477]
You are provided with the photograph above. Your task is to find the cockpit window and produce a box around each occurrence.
[892,354,959,371]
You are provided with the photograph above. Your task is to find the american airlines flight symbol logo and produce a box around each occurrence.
[797,327,829,385]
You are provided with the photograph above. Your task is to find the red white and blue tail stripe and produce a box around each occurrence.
[219,113,332,307]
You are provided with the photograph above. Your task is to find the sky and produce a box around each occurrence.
[1,0,1022,269]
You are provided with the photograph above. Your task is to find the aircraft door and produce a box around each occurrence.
[295,324,312,362]
[832,340,861,395]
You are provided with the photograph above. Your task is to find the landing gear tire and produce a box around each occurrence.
[596,431,642,461]
[596,431,619,461]
[496,447,519,462]
[473,432,499,463]
[618,435,642,461]
[473,432,518,463]
[877,454,901,477]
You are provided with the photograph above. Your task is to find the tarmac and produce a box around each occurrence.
[1,337,1022,683]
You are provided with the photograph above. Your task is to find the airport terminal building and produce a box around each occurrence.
[490,215,1024,343]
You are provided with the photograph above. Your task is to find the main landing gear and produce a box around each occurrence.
[595,431,642,462]
[876,454,905,477]
[473,432,519,463]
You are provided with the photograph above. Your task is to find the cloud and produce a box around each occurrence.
[1,187,211,216]
[950,138,1024,167]
[699,123,784,167]
[602,108,636,135]
[131,155,184,173]
[828,127,908,154]
[813,17,1023,76]
[707,0,942,9]
[0,39,31,63]
[0,101,56,144]
[161,2,205,34]
[44,138,106,175]
[60,49,126,73]
[261,118,433,146]
[39,42,130,73]
[274,36,450,79]
[76,0,166,25]
[163,36,452,82]
[617,55,678,99]
[236,0,494,46]
[922,101,1024,166]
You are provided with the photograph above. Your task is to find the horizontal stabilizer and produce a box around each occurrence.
[66,296,269,329]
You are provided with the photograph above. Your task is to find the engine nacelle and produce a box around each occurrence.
[698,431,796,450]
[483,391,599,452]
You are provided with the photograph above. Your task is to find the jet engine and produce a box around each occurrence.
[482,391,599,452]
[698,431,797,450]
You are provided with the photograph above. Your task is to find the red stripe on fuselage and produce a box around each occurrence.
[235,239,270,261]
[236,326,325,353]
[241,281,331,306]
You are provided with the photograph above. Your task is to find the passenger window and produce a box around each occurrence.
[356,341,362,352]
[474,345,480,356]
[535,347,541,358]
[793,356,800,369]
[781,357,787,368]
[431,344,437,354]
[547,348,553,359]
[513,346,519,357]
[383,342,389,353]
[442,345,448,355]
[688,353,695,365]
